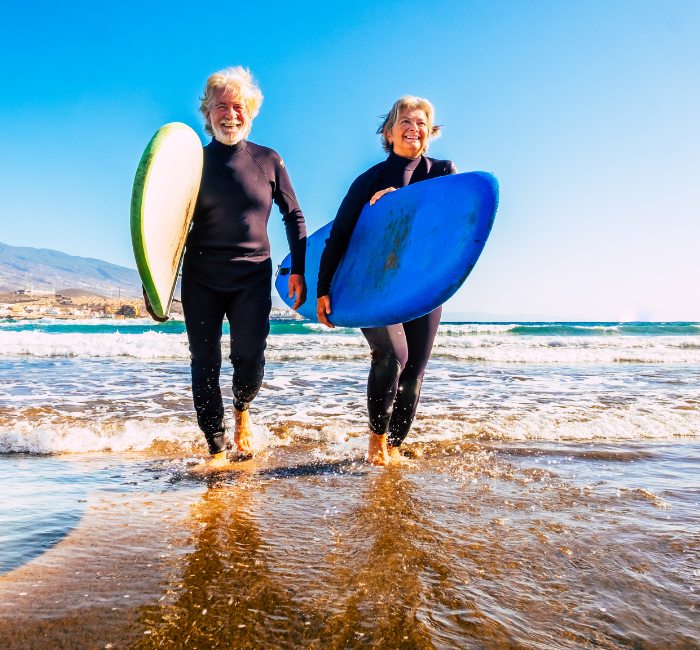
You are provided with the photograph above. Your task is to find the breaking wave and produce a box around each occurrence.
[1,329,699,363]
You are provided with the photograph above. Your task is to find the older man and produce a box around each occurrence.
[176,67,306,472]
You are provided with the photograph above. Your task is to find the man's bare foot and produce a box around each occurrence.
[234,408,254,453]
[387,446,414,464]
[367,432,389,466]
[190,451,229,475]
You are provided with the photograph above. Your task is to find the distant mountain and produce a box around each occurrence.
[0,243,554,318]
[271,296,288,309]
[0,242,142,298]
[55,288,108,299]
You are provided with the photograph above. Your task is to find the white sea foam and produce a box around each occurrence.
[2,329,700,363]
[3,405,696,456]
[431,334,700,364]
[437,323,519,334]
[0,418,201,455]
[2,358,697,456]
[413,407,700,443]
[296,322,360,334]
[571,325,621,331]
[0,330,190,358]
[2,320,698,456]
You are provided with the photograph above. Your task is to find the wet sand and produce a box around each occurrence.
[1,441,698,649]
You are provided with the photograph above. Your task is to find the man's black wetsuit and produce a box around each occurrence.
[182,138,306,455]
[318,152,456,447]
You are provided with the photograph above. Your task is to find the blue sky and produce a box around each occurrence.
[1,0,698,320]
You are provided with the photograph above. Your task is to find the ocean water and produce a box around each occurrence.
[0,318,698,649]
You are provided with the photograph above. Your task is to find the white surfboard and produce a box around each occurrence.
[130,123,203,319]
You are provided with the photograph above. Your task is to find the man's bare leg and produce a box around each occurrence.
[190,451,230,475]
[367,432,389,466]
[234,408,254,452]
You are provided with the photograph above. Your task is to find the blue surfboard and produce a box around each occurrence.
[275,172,499,328]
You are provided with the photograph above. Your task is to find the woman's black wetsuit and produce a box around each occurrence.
[183,138,306,454]
[317,152,456,447]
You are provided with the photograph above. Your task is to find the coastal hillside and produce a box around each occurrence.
[0,242,142,298]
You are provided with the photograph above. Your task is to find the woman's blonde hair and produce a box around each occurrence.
[199,67,264,138]
[377,96,441,155]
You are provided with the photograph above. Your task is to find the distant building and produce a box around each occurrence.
[16,289,55,297]
[270,308,305,321]
[116,304,138,318]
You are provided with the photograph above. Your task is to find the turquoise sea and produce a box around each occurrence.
[0,318,698,649]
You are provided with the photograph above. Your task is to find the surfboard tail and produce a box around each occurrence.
[130,123,203,320]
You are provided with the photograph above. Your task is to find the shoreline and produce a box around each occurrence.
[0,309,304,323]
[0,314,151,321]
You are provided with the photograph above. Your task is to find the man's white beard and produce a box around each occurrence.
[212,120,246,146]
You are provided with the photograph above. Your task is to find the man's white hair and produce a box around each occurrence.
[200,66,264,138]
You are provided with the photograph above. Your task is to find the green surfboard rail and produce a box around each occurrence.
[130,122,197,319]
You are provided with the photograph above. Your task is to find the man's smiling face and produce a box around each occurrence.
[207,86,249,145]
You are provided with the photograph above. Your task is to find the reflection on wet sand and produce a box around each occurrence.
[0,485,204,650]
[0,444,698,649]
[321,467,459,649]
[135,464,445,649]
[133,445,700,649]
[135,473,316,648]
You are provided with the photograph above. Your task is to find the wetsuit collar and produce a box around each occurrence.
[209,138,248,155]
[386,151,422,171]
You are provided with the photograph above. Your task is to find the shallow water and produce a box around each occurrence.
[1,357,698,454]
[1,320,699,648]
[1,442,699,649]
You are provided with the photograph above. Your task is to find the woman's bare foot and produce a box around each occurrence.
[387,446,404,463]
[367,432,389,466]
[190,451,230,475]
[234,408,254,452]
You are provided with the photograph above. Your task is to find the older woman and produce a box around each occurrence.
[316,96,456,465]
[182,67,307,472]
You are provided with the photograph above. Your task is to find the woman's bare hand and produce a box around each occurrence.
[288,274,306,310]
[369,187,397,205]
[317,295,335,328]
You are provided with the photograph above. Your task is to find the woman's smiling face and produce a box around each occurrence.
[387,108,428,159]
